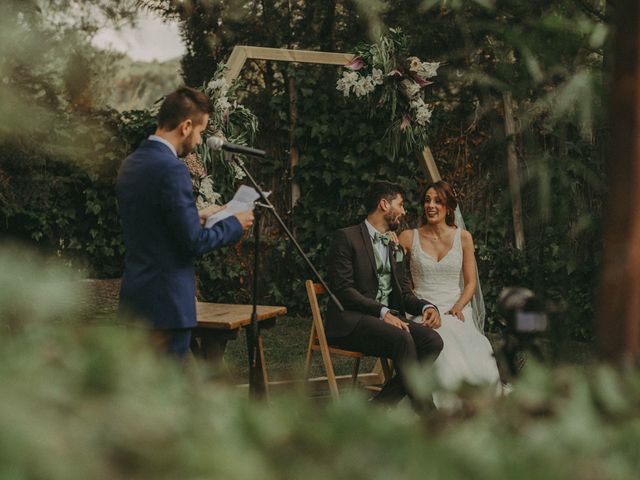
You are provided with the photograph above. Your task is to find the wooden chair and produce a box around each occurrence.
[303,280,363,399]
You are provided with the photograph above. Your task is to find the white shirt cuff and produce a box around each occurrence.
[380,306,390,320]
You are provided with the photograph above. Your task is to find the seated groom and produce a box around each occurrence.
[326,180,443,404]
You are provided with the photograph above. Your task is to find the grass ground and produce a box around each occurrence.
[80,280,596,385]
[223,315,378,381]
[222,315,597,384]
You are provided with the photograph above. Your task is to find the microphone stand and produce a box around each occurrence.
[228,153,343,400]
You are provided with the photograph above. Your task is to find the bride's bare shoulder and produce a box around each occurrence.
[398,229,415,251]
[460,228,474,247]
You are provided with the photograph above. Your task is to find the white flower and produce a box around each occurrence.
[215,96,232,111]
[353,76,376,97]
[197,176,222,209]
[336,71,360,97]
[336,78,350,96]
[207,78,228,92]
[415,105,433,125]
[231,158,247,179]
[410,97,425,109]
[418,61,440,79]
[353,82,366,97]
[401,79,421,98]
[371,68,384,85]
[408,56,421,72]
[409,95,433,125]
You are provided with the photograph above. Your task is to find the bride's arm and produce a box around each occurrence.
[448,230,478,321]
[397,229,415,289]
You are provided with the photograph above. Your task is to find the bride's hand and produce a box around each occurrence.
[422,307,441,329]
[387,232,399,244]
[447,304,465,322]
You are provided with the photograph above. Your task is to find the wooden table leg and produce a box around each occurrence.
[193,329,239,363]
[257,335,270,400]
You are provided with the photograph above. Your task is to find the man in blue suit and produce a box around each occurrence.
[116,87,254,358]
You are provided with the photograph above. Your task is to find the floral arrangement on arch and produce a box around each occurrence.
[184,63,259,209]
[336,28,440,158]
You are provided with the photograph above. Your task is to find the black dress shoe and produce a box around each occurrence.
[370,376,406,405]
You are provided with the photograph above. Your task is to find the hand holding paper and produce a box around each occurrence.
[204,185,268,228]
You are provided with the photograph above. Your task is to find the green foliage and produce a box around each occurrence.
[0,107,156,277]
[0,0,156,277]
[107,57,183,111]
[190,64,261,206]
[1,248,640,479]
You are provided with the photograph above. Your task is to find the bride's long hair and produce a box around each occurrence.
[421,180,458,227]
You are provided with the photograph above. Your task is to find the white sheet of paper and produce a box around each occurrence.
[204,185,269,228]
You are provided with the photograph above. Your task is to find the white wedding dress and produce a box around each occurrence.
[409,228,501,408]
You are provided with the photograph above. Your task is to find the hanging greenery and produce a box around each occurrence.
[335,28,440,158]
[185,63,259,209]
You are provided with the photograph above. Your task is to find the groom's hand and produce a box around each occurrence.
[422,307,441,329]
[383,311,410,331]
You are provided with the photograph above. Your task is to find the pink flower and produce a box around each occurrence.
[413,75,433,87]
[346,57,365,71]
[400,113,411,131]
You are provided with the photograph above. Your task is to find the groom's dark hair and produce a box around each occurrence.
[157,87,213,130]
[364,181,405,214]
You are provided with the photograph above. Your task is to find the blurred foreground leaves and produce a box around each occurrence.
[1,245,640,479]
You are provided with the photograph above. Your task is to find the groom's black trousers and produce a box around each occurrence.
[328,315,443,402]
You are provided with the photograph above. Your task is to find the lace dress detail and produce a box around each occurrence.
[410,228,501,407]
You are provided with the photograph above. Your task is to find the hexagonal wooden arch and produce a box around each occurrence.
[224,46,442,392]
[223,45,442,182]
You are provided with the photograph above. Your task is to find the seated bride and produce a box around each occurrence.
[398,180,502,407]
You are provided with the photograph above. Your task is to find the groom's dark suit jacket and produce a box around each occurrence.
[326,222,436,338]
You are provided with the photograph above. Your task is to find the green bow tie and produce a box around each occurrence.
[373,232,391,246]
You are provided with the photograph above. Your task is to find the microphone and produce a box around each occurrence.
[206,136,266,157]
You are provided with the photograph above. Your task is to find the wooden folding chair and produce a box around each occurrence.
[303,280,364,399]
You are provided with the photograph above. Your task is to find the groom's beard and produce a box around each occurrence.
[384,212,402,232]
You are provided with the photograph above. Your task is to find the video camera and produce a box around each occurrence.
[497,287,549,335]
[495,287,556,378]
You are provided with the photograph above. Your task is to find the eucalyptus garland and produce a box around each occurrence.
[336,28,440,158]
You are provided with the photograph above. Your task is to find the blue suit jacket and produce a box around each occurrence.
[116,139,243,329]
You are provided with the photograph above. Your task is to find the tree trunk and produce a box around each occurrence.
[598,0,640,363]
[502,91,525,251]
[288,73,300,209]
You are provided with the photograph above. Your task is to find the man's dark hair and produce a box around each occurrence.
[157,87,213,130]
[364,181,405,214]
